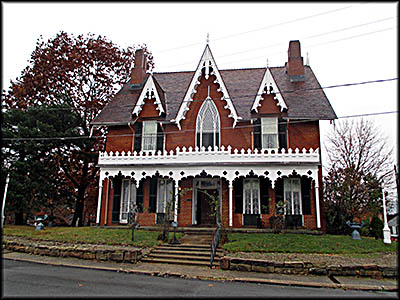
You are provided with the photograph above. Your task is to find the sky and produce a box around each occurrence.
[2,2,398,177]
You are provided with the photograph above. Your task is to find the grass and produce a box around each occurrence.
[3,226,397,255]
[224,233,398,255]
[2,225,183,248]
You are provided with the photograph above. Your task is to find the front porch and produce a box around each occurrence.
[96,146,323,230]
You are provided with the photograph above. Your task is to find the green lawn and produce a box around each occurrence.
[3,226,397,255]
[2,225,182,248]
[224,233,398,254]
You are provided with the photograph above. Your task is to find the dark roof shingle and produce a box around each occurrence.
[91,65,337,125]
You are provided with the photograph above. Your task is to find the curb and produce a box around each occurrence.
[3,253,397,292]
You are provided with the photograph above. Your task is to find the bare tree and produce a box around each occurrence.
[323,118,395,233]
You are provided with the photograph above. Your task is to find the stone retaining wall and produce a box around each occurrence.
[3,238,143,264]
[3,237,397,279]
[219,257,398,279]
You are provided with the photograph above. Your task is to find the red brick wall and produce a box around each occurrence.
[178,179,194,226]
[256,93,282,115]
[99,72,324,230]
[287,120,320,150]
[137,97,161,120]
[164,74,253,151]
[105,126,133,153]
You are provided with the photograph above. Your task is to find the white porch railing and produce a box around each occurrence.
[98,145,320,166]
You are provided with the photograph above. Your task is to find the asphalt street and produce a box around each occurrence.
[2,259,396,297]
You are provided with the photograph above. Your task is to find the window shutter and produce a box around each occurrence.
[278,118,287,149]
[134,121,142,152]
[233,178,243,213]
[253,118,261,150]
[274,178,284,212]
[111,177,122,223]
[301,177,312,215]
[260,177,270,214]
[136,180,144,213]
[156,123,164,152]
[149,177,158,213]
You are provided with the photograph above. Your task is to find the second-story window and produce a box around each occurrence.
[261,118,278,149]
[196,98,220,149]
[134,121,164,153]
[142,121,157,151]
[254,117,287,150]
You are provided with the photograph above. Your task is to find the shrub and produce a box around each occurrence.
[370,216,384,239]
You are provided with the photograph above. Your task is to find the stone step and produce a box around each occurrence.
[156,244,211,251]
[151,249,222,257]
[147,253,220,262]
[141,257,219,267]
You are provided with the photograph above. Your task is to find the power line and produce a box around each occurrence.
[216,27,395,67]
[217,15,395,61]
[157,4,357,54]
[3,77,397,112]
[3,110,398,142]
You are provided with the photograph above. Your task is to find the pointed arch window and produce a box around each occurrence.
[196,97,220,149]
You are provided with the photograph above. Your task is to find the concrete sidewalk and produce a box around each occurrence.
[2,250,398,292]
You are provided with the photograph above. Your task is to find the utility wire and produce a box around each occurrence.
[157,4,357,53]
[215,16,395,61]
[3,110,398,142]
[161,22,395,69]
[4,77,396,111]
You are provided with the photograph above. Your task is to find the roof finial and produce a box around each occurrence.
[266,58,269,68]
[306,52,310,66]
[206,32,210,45]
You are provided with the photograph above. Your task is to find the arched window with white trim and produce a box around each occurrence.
[196,97,220,149]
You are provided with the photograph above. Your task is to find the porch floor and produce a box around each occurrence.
[100,225,323,235]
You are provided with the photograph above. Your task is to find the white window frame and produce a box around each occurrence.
[157,178,174,214]
[120,179,136,224]
[243,178,261,215]
[261,117,278,149]
[283,178,302,215]
[196,98,220,149]
[142,121,158,152]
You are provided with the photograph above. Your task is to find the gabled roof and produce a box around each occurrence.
[251,68,288,113]
[132,74,165,117]
[172,45,240,129]
[91,49,337,126]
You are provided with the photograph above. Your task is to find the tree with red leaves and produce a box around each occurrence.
[2,31,153,226]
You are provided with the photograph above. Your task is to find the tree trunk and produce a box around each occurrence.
[70,156,90,227]
[15,211,24,225]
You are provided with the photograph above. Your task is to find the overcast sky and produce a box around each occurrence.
[2,2,398,173]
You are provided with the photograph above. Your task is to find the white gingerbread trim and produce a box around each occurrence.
[251,68,288,113]
[173,45,240,130]
[132,75,165,117]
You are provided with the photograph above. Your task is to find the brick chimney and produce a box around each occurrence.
[286,40,305,82]
[130,49,148,85]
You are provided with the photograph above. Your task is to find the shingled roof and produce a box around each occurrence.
[91,42,337,126]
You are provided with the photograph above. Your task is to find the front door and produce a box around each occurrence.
[196,189,216,225]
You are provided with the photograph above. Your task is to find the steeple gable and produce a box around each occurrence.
[173,44,240,130]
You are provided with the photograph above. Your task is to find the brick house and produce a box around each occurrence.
[91,40,337,231]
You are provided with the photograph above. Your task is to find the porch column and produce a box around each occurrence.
[229,181,233,227]
[315,183,321,229]
[96,179,103,225]
[174,181,179,224]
